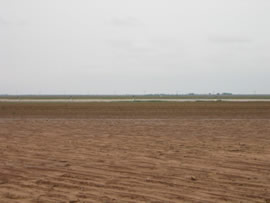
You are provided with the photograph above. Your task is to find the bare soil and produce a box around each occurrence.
[0,102,270,202]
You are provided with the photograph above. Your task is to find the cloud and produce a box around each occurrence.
[108,16,142,27]
[107,39,153,54]
[0,16,27,26]
[0,16,7,25]
[208,36,253,44]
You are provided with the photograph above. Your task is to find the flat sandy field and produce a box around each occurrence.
[0,102,270,203]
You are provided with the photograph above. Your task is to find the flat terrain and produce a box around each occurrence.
[1,94,270,100]
[0,102,270,202]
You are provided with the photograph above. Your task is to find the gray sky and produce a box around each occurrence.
[1,0,270,94]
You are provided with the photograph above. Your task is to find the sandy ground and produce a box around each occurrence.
[0,102,270,203]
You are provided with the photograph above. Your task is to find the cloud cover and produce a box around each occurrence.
[0,0,270,94]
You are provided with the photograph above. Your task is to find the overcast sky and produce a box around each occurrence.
[0,0,269,94]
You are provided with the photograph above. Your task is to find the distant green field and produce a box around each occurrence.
[1,94,270,100]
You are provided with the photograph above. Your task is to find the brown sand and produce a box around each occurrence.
[0,102,270,202]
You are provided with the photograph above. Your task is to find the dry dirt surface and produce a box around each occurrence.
[0,102,270,203]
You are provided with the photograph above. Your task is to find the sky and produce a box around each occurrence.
[0,0,270,94]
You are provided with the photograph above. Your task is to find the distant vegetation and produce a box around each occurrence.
[0,94,270,100]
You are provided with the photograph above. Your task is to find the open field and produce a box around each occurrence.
[1,95,270,103]
[0,102,270,202]
[2,99,270,103]
[1,94,270,100]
